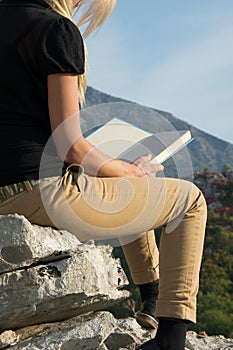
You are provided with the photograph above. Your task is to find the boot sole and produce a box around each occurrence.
[136,338,160,349]
[136,312,158,329]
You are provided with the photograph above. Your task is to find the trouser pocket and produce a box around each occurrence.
[62,163,86,192]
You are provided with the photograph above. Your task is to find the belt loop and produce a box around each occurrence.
[23,180,33,192]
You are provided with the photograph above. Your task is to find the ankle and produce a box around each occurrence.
[138,280,159,302]
[155,318,188,350]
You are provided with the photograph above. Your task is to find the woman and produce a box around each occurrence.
[0,1,207,349]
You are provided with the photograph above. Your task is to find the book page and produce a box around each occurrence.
[86,118,192,162]
[86,118,152,158]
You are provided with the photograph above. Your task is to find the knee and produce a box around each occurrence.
[189,182,207,217]
[178,179,207,216]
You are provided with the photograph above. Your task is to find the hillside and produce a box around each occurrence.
[192,169,233,337]
[83,86,233,174]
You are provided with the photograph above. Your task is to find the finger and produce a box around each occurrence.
[132,153,153,165]
[145,163,164,176]
[152,164,164,172]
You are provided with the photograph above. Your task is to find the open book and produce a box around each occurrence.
[86,118,193,164]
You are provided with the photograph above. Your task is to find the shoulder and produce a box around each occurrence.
[37,10,82,38]
[43,16,84,55]
[49,16,83,41]
[34,12,84,52]
[35,13,85,76]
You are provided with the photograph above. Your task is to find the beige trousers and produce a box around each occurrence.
[0,164,207,322]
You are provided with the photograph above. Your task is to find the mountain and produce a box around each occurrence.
[82,86,233,175]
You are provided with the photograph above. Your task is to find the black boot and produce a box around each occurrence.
[136,280,159,329]
[136,338,160,350]
[137,318,188,350]
[136,339,161,350]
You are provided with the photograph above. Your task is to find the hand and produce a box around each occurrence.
[132,153,164,177]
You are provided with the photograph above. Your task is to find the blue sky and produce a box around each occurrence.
[84,0,233,144]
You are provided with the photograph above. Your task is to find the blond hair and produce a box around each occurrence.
[44,0,116,106]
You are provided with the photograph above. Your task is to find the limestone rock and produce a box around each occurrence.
[0,246,129,330]
[0,214,81,274]
[0,330,18,349]
[1,311,233,350]
[104,318,155,350]
[0,215,129,330]
[186,331,233,350]
[3,312,153,350]
[9,312,116,350]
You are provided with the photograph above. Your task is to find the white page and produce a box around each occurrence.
[86,118,152,158]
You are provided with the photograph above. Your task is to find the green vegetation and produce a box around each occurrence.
[222,164,232,172]
[191,211,233,337]
[204,167,211,175]
[219,182,233,206]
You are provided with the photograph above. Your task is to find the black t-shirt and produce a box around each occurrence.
[0,0,85,186]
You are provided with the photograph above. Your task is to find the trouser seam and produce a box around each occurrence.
[146,231,158,274]
[183,193,205,319]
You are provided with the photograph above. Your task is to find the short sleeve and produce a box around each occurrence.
[37,17,85,76]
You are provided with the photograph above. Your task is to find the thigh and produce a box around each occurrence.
[0,186,54,227]
[39,168,199,242]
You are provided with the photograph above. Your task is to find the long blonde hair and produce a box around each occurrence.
[44,0,116,106]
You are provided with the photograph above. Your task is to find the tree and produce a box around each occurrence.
[222,164,231,172]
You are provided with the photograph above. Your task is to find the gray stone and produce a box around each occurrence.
[1,312,233,350]
[0,330,18,349]
[186,331,233,350]
[113,318,155,347]
[0,214,81,274]
[10,312,117,350]
[0,255,128,330]
[105,332,136,349]
[0,217,129,330]
[97,346,108,350]
[4,313,154,350]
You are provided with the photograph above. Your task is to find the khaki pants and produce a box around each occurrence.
[0,164,207,322]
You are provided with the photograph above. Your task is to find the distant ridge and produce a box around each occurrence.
[84,86,233,174]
